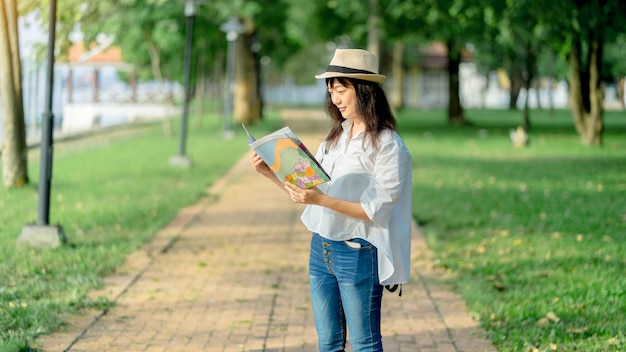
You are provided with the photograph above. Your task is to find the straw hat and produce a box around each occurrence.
[315,48,386,84]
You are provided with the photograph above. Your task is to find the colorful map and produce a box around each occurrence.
[245,125,330,189]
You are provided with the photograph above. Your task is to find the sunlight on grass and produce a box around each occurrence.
[1,107,624,351]
[398,108,626,351]
[0,110,257,351]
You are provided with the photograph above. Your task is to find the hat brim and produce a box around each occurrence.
[315,72,386,84]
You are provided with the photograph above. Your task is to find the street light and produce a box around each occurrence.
[220,17,244,139]
[17,0,66,249]
[169,0,200,168]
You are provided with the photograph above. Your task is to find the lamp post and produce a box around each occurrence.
[220,17,244,139]
[17,0,66,249]
[169,0,199,168]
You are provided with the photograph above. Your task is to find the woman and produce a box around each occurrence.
[251,48,412,352]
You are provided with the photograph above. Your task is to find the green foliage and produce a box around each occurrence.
[535,0,626,82]
[281,0,371,82]
[250,0,300,68]
[604,32,626,79]
[76,0,200,81]
[0,106,257,350]
[398,108,626,351]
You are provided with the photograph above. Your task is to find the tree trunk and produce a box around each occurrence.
[146,40,163,81]
[568,35,604,146]
[481,73,489,108]
[252,34,263,120]
[548,50,555,115]
[195,45,206,128]
[446,42,466,124]
[367,0,380,59]
[0,0,28,188]
[234,20,261,125]
[534,79,542,110]
[522,84,531,132]
[214,49,224,117]
[617,77,625,110]
[522,44,536,131]
[508,69,523,110]
[390,40,404,112]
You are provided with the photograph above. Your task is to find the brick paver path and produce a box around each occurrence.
[38,110,496,352]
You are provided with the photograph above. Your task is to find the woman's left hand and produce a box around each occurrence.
[284,182,324,205]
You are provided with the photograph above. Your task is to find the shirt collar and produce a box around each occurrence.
[341,120,365,139]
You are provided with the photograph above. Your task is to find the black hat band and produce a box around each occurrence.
[326,65,376,75]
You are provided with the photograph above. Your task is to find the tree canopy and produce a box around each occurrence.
[11,0,626,144]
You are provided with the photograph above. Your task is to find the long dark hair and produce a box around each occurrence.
[323,77,396,148]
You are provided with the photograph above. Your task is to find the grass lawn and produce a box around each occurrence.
[397,108,626,351]
[0,110,282,351]
[1,105,624,351]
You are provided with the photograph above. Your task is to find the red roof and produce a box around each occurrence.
[68,41,123,64]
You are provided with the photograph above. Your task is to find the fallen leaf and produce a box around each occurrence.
[607,336,620,345]
[492,280,507,291]
[549,343,557,350]
[546,311,560,322]
[536,317,550,326]
[566,327,588,334]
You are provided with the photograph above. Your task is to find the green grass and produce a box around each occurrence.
[0,109,280,351]
[1,105,625,351]
[397,108,626,351]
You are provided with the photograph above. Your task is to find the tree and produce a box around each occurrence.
[603,32,626,110]
[0,0,28,188]
[535,45,569,114]
[90,0,294,125]
[492,0,546,130]
[285,0,410,111]
[385,2,430,112]
[540,0,626,145]
[388,0,487,124]
[228,0,295,124]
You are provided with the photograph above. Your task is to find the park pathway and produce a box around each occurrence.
[38,109,496,352]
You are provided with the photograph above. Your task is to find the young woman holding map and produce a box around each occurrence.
[250,48,413,352]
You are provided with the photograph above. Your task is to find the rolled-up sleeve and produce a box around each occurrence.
[360,138,411,227]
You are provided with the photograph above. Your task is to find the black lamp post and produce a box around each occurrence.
[220,17,244,139]
[169,0,199,168]
[17,0,66,249]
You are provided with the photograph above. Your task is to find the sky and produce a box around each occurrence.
[18,12,47,58]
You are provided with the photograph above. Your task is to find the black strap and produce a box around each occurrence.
[326,65,376,75]
[385,284,402,297]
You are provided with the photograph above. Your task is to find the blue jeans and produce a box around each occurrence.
[309,233,383,352]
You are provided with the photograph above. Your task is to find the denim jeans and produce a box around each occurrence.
[309,233,383,352]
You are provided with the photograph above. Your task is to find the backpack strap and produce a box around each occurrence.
[385,284,402,297]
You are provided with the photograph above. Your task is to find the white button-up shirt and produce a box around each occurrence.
[300,120,413,285]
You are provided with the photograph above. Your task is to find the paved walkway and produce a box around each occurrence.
[38,110,496,352]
